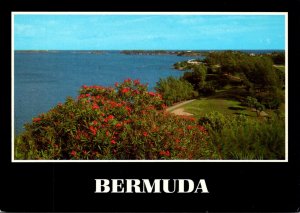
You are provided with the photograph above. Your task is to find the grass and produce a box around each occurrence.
[169,85,285,119]
[273,65,285,72]
[179,98,257,118]
[169,86,256,118]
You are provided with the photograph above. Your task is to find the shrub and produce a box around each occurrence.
[256,89,284,110]
[15,79,217,160]
[199,81,216,96]
[155,77,197,106]
[200,112,285,160]
[198,112,227,132]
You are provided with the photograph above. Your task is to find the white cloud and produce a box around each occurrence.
[14,23,46,37]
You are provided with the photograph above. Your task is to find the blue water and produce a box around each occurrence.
[14,51,192,135]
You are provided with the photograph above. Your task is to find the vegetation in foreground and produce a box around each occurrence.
[15,79,218,160]
[15,51,286,160]
[200,112,285,160]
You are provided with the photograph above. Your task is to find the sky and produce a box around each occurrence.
[13,13,286,50]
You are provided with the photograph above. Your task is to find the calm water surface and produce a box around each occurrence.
[14,51,192,134]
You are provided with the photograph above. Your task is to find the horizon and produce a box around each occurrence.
[13,14,286,51]
[15,49,285,51]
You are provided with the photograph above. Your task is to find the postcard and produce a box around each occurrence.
[1,1,299,212]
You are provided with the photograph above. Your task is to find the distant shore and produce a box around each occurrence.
[121,50,205,56]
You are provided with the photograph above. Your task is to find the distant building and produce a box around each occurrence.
[187,59,201,65]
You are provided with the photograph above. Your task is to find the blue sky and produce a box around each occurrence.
[14,13,286,50]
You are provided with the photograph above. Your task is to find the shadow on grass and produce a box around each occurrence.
[210,87,250,101]
[228,106,246,111]
[233,112,252,117]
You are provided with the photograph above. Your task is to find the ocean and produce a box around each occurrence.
[14,51,192,134]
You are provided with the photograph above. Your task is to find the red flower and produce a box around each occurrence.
[159,150,171,157]
[124,78,131,83]
[70,150,77,157]
[92,103,99,110]
[133,90,140,95]
[108,115,114,120]
[190,117,196,121]
[115,123,122,128]
[125,106,132,113]
[104,115,115,122]
[89,126,97,135]
[111,140,116,145]
[82,85,88,89]
[148,91,156,96]
[83,150,88,155]
[134,79,140,85]
[115,82,119,87]
[198,125,207,134]
[124,119,131,124]
[143,132,148,137]
[187,125,193,130]
[106,131,110,136]
[121,87,130,94]
[146,105,155,110]
[33,117,41,122]
[175,138,180,143]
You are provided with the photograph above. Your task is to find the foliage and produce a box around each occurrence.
[15,79,216,160]
[255,89,284,110]
[173,61,194,71]
[203,51,284,108]
[181,64,207,90]
[155,76,197,106]
[269,52,285,65]
[199,112,285,160]
[199,81,216,96]
[245,96,265,117]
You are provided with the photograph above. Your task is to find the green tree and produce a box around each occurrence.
[245,96,265,117]
[155,77,197,105]
[182,64,207,90]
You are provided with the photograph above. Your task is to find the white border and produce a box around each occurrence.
[11,12,288,163]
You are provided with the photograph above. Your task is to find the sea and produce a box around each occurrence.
[14,50,283,135]
[14,51,193,135]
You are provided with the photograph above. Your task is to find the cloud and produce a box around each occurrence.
[14,23,46,37]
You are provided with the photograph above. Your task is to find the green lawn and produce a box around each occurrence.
[170,97,285,119]
[178,98,257,118]
[168,84,285,119]
[273,65,285,72]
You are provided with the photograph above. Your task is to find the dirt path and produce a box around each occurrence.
[166,99,196,116]
[170,108,194,116]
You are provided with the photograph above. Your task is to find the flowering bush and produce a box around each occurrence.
[15,79,218,160]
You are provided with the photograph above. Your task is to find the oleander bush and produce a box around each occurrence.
[15,79,217,160]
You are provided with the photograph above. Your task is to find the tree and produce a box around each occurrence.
[245,96,265,117]
[182,64,207,91]
[155,77,197,105]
